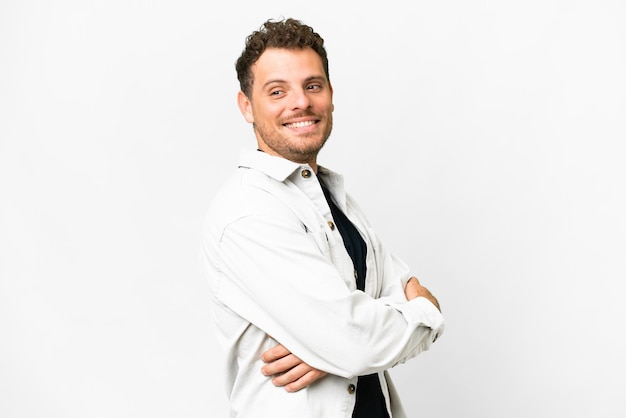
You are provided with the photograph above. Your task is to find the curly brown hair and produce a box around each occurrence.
[235,18,329,98]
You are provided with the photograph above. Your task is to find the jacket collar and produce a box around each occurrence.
[237,149,348,212]
[238,149,305,182]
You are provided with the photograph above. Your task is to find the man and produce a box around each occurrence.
[200,17,444,418]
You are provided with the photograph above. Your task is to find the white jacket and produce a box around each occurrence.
[200,149,444,417]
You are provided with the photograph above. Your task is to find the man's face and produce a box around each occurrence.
[238,47,334,167]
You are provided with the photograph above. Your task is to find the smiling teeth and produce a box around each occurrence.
[285,120,315,128]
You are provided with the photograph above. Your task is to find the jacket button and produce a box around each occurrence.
[301,169,312,178]
[327,220,335,230]
[347,384,356,394]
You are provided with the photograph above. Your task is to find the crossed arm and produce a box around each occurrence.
[261,276,441,392]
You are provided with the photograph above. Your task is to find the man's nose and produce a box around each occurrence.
[288,88,312,110]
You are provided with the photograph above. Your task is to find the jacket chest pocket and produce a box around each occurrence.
[306,227,357,291]
[306,228,330,257]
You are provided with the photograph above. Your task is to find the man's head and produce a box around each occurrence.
[236,18,330,99]
[236,18,334,170]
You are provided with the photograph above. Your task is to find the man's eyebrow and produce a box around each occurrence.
[262,75,327,89]
[262,79,286,89]
[303,75,327,85]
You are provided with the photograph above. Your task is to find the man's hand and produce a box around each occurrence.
[405,276,441,311]
[261,342,327,392]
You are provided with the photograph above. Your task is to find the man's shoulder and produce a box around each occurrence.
[207,167,294,225]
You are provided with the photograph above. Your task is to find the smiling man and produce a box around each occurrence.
[237,47,334,168]
[200,18,444,418]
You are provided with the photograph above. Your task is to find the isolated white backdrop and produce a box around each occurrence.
[1,1,625,417]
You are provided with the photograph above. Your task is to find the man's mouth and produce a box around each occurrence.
[284,120,317,129]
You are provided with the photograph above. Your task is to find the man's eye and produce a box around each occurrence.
[270,90,283,96]
[307,84,321,91]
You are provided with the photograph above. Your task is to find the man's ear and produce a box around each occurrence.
[237,91,254,123]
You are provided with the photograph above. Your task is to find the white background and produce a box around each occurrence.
[1,1,625,417]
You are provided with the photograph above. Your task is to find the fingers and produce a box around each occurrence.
[261,352,301,376]
[268,362,328,392]
[283,368,328,392]
[404,276,422,300]
[271,362,309,387]
[405,276,441,311]
[260,343,328,392]
[261,343,290,363]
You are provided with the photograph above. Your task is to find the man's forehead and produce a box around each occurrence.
[252,47,324,78]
